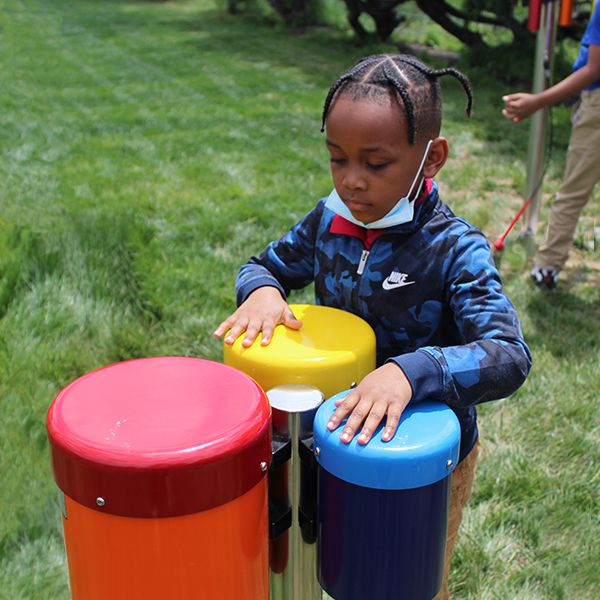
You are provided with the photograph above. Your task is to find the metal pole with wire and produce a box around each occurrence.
[494,0,559,261]
[520,0,559,250]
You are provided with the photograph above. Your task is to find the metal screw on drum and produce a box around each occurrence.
[260,461,268,472]
[96,497,105,507]
[446,459,454,469]
[314,447,321,457]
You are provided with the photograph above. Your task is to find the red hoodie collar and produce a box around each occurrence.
[329,178,433,250]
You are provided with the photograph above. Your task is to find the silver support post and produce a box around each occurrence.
[267,385,324,600]
[521,0,559,251]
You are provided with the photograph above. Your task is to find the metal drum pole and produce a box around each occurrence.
[267,385,324,600]
[522,0,558,249]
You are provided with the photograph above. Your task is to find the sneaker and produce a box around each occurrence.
[531,266,558,290]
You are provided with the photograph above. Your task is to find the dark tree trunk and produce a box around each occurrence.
[343,0,406,42]
[415,0,483,47]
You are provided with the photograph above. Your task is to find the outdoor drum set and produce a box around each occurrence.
[48,304,460,600]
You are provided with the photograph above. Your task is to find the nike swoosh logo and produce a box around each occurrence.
[382,278,415,290]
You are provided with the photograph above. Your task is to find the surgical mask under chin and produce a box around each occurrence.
[325,139,433,229]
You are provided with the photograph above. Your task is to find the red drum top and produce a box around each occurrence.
[47,357,271,518]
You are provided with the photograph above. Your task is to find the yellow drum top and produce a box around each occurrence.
[223,304,376,399]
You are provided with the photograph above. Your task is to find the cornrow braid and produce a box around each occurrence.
[382,60,417,146]
[320,56,383,131]
[321,54,473,145]
[391,55,473,117]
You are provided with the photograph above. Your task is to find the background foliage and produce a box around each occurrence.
[231,0,592,48]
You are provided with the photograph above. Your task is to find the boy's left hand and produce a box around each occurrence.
[326,363,412,445]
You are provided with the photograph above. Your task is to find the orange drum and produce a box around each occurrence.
[47,357,271,600]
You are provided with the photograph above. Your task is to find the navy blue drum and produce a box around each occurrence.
[314,393,460,600]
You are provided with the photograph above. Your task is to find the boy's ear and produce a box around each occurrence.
[423,137,449,178]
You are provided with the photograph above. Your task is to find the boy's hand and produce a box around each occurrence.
[213,286,302,348]
[502,93,541,123]
[326,362,412,445]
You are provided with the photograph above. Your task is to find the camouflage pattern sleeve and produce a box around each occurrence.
[390,229,532,408]
[235,201,325,306]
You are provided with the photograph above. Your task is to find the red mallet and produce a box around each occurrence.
[493,199,532,252]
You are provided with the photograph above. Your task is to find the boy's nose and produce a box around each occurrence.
[343,169,367,190]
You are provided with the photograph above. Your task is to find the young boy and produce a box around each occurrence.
[215,54,532,599]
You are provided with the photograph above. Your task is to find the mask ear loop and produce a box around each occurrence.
[405,139,433,203]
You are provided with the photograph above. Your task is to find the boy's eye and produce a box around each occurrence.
[329,157,346,165]
[366,162,389,171]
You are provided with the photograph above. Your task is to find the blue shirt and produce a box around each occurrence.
[573,2,600,90]
[236,182,532,462]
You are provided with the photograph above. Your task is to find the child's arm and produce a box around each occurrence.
[389,230,532,408]
[214,201,325,346]
[328,230,531,445]
[502,44,600,122]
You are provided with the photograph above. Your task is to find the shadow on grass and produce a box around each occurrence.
[171,7,576,168]
[525,284,600,359]
[66,0,573,169]
[173,9,373,84]
[67,0,580,163]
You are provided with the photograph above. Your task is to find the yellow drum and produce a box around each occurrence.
[223,303,376,399]
[224,304,375,599]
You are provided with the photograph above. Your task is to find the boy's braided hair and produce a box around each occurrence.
[321,54,473,145]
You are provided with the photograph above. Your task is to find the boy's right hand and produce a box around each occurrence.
[213,286,302,348]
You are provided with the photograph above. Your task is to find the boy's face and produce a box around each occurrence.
[325,95,432,224]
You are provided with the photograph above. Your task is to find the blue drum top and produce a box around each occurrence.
[313,391,460,490]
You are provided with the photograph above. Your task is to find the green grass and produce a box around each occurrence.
[1,0,599,598]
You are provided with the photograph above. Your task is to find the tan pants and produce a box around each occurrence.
[535,88,600,271]
[433,441,480,600]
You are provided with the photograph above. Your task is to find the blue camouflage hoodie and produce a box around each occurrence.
[236,181,532,461]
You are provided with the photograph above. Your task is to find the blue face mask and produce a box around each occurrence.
[325,139,433,229]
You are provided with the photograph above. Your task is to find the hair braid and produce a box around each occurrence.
[320,56,385,132]
[320,74,353,133]
[393,56,473,117]
[431,67,473,117]
[321,53,474,144]
[382,61,417,144]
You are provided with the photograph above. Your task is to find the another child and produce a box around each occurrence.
[503,2,600,288]
[215,54,532,599]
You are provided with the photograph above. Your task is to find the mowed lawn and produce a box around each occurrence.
[1,0,598,598]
